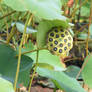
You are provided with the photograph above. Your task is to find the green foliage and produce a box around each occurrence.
[29,50,65,71]
[3,0,67,20]
[0,9,26,29]
[0,77,14,92]
[60,0,68,5]
[80,0,90,16]
[12,22,37,34]
[77,24,92,40]
[19,40,34,53]
[64,65,81,78]
[82,54,92,88]
[37,20,69,48]
[0,0,92,91]
[37,68,86,92]
[78,33,89,39]
[0,44,33,86]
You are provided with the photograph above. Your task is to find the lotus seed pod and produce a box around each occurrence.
[47,27,73,57]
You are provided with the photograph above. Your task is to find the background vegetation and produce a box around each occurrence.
[0,0,92,92]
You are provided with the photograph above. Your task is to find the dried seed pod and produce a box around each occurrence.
[47,27,73,57]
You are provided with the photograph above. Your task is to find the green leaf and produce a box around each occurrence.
[78,33,87,39]
[3,0,67,20]
[28,50,65,71]
[37,20,69,48]
[12,22,37,34]
[77,33,91,39]
[0,77,14,92]
[64,65,82,79]
[80,1,90,16]
[60,0,68,5]
[81,6,90,17]
[82,54,92,88]
[0,5,26,29]
[0,44,33,87]
[37,68,86,92]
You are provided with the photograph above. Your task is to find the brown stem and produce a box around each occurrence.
[0,11,16,20]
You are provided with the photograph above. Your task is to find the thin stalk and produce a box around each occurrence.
[74,23,89,36]
[70,0,88,20]
[0,11,16,20]
[6,24,16,44]
[64,57,82,63]
[77,0,81,22]
[6,12,22,44]
[21,11,29,21]
[70,0,79,20]
[16,48,47,56]
[76,54,92,79]
[86,0,92,56]
[28,50,39,92]
[14,13,32,91]
[76,0,92,79]
[0,6,9,41]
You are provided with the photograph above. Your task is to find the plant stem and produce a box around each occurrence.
[53,87,57,92]
[6,24,16,44]
[74,23,89,36]
[16,48,47,56]
[70,0,79,20]
[86,0,92,56]
[0,11,16,20]
[14,13,32,91]
[76,0,92,79]
[76,54,91,79]
[64,57,82,63]
[70,0,88,20]
[0,5,9,42]
[28,50,39,92]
